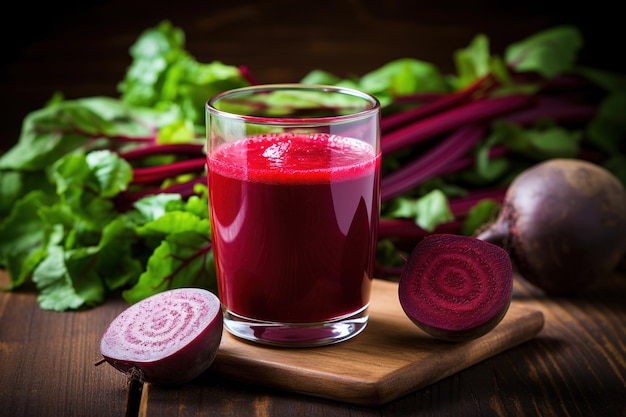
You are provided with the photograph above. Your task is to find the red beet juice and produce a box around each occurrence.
[208,132,381,324]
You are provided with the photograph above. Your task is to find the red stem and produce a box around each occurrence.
[381,94,534,155]
[132,159,206,184]
[120,143,205,161]
[447,187,507,217]
[390,92,446,105]
[238,65,259,85]
[162,177,207,196]
[501,95,597,126]
[381,124,486,201]
[378,218,464,240]
[437,145,509,177]
[381,74,496,133]
[511,72,594,93]
[114,177,206,212]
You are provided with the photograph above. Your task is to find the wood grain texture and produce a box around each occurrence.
[0,272,130,417]
[3,268,626,416]
[200,279,544,406]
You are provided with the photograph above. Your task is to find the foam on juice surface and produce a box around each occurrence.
[209,133,377,183]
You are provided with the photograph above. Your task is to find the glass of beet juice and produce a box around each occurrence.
[206,84,381,347]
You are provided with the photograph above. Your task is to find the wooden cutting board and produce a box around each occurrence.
[211,279,545,406]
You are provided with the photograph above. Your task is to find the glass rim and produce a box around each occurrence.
[206,83,380,126]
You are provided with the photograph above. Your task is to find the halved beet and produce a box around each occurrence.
[398,234,513,342]
[99,288,223,385]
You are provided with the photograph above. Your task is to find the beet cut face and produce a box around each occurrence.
[398,234,513,342]
[100,287,223,385]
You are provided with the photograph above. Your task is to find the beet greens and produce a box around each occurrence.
[1,21,625,310]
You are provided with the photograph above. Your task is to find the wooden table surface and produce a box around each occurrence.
[3,269,626,416]
[2,1,625,416]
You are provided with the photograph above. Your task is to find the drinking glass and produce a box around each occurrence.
[206,84,381,347]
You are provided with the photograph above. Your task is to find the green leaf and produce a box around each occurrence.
[0,97,161,171]
[118,20,248,128]
[49,151,128,230]
[118,20,186,104]
[587,92,626,154]
[51,152,94,196]
[300,69,343,85]
[386,189,454,232]
[32,245,92,311]
[358,58,450,97]
[96,215,143,291]
[64,246,106,307]
[31,215,142,310]
[0,191,56,286]
[0,108,98,171]
[132,193,184,222]
[161,185,209,220]
[137,210,211,237]
[0,170,55,217]
[122,230,216,304]
[461,199,501,236]
[453,34,492,88]
[157,118,197,143]
[85,150,133,198]
[492,122,581,159]
[505,25,583,77]
[575,66,626,93]
[121,184,214,304]
[181,186,210,219]
[523,127,581,157]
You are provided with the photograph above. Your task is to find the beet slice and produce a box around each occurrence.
[398,234,513,342]
[99,287,223,385]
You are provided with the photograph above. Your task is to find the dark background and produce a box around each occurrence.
[0,0,619,151]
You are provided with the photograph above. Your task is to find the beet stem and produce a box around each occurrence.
[381,74,496,133]
[114,177,206,211]
[381,124,486,201]
[501,95,597,126]
[381,94,534,155]
[132,158,206,184]
[436,145,509,177]
[448,187,507,217]
[238,65,259,85]
[120,143,205,161]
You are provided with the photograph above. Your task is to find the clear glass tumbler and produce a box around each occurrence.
[206,84,381,347]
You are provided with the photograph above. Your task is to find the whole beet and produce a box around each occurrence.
[477,158,626,294]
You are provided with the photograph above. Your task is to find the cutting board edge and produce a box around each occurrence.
[207,279,547,407]
[364,307,546,406]
[210,307,545,406]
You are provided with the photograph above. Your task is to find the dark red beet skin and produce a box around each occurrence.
[398,234,513,342]
[477,158,626,295]
[99,288,223,385]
